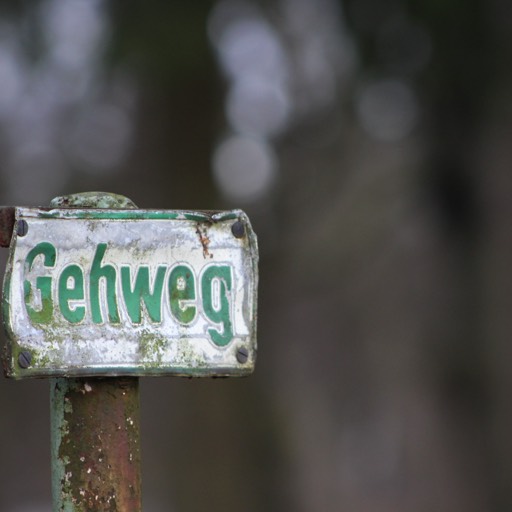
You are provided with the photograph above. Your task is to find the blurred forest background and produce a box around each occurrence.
[0,0,511,510]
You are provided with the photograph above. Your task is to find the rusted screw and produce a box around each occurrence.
[236,346,249,364]
[18,351,32,369]
[17,220,28,237]
[231,220,245,239]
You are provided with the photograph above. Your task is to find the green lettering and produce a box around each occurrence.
[121,265,166,323]
[168,265,196,324]
[202,265,233,346]
[90,243,119,324]
[58,265,85,323]
[24,242,56,324]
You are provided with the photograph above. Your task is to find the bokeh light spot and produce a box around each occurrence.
[226,78,290,138]
[356,79,419,141]
[212,135,277,203]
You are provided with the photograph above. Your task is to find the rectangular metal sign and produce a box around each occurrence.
[2,208,258,378]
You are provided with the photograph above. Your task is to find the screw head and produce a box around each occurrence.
[18,351,32,369]
[17,220,28,237]
[236,346,249,364]
[231,221,245,239]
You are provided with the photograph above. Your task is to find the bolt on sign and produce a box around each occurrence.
[2,207,258,378]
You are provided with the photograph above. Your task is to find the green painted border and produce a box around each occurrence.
[24,208,241,222]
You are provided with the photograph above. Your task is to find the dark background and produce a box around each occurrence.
[1,0,512,510]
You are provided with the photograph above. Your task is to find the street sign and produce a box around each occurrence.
[2,207,258,378]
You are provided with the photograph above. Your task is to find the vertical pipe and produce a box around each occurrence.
[49,192,141,511]
[51,378,141,511]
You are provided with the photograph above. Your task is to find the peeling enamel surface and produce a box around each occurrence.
[2,208,258,378]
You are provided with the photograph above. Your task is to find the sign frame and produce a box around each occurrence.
[2,207,258,379]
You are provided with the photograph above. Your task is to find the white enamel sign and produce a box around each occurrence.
[2,208,258,378]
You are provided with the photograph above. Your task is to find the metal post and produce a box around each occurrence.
[51,378,141,510]
[48,192,141,511]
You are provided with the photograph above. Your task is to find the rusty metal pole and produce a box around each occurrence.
[49,192,141,511]
[51,378,141,510]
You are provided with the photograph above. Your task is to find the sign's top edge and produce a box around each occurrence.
[13,207,246,223]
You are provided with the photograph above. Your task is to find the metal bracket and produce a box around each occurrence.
[0,207,14,248]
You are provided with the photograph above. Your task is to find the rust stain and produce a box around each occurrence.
[196,223,213,259]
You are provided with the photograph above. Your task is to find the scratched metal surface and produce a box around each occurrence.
[2,207,258,378]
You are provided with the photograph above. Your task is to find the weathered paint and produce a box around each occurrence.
[51,377,141,511]
[50,192,141,512]
[2,205,258,378]
[50,191,138,210]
